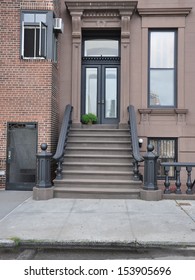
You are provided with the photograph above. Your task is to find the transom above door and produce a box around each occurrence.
[81,33,120,124]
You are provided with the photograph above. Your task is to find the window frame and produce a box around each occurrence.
[148,29,178,108]
[148,138,178,179]
[21,11,54,60]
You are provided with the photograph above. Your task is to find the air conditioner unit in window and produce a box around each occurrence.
[54,18,64,33]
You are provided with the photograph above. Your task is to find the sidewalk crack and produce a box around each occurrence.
[176,201,195,224]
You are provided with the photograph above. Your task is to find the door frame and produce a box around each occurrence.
[66,1,136,124]
[81,57,120,124]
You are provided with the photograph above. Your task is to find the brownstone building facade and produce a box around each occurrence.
[0,0,195,193]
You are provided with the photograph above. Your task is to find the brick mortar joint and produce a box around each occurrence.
[20,2,54,10]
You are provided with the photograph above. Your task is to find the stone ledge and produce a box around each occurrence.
[138,7,192,16]
[140,189,162,201]
[163,193,195,200]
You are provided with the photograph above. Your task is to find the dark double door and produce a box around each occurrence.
[82,58,120,124]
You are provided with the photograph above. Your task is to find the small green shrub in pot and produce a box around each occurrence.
[81,113,98,124]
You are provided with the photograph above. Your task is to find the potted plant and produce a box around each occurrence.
[81,113,98,125]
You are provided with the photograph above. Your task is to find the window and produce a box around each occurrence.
[149,30,177,107]
[21,12,47,58]
[149,138,177,178]
[21,11,56,60]
[82,30,120,58]
[84,39,119,57]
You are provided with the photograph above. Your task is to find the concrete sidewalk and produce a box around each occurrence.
[0,190,195,249]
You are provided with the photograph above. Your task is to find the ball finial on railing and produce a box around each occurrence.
[147,144,154,152]
[41,143,48,151]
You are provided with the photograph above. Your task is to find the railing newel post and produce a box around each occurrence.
[143,144,158,190]
[36,143,52,188]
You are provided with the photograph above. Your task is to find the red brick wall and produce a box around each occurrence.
[0,0,59,188]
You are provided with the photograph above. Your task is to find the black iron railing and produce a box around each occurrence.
[127,105,144,180]
[53,104,73,179]
[161,162,195,195]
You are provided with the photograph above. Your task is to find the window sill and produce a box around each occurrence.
[138,108,188,123]
[20,58,53,63]
[139,108,188,115]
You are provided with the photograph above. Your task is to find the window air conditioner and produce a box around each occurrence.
[54,18,64,33]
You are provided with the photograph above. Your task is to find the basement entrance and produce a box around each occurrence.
[81,32,120,124]
[6,123,37,190]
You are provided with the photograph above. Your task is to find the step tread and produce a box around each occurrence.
[64,154,132,158]
[66,147,132,150]
[67,140,131,143]
[62,170,134,175]
[54,178,141,184]
[63,162,133,166]
[69,134,130,137]
[70,129,129,132]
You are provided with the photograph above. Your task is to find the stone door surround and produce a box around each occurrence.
[65,1,138,124]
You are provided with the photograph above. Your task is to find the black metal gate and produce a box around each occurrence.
[6,123,37,190]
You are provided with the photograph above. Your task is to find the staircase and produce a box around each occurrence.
[53,125,142,198]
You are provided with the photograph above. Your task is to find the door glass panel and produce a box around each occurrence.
[105,68,117,118]
[85,68,97,115]
[84,40,119,57]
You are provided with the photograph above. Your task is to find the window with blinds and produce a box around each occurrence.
[149,138,177,178]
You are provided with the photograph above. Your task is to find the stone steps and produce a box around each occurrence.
[53,125,142,198]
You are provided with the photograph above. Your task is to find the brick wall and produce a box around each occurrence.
[0,0,59,188]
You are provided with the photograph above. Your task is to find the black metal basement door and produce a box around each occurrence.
[6,123,37,191]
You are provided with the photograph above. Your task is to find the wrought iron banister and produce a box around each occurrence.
[161,162,195,195]
[53,104,73,179]
[127,105,144,180]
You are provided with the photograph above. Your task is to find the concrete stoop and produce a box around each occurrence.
[53,125,143,198]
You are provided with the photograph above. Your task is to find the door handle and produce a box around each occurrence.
[98,100,105,104]
[7,148,13,163]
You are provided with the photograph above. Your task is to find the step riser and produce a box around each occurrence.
[62,173,134,180]
[67,143,131,148]
[77,124,121,129]
[65,150,132,155]
[54,182,141,189]
[63,165,132,172]
[69,131,130,136]
[68,136,130,141]
[64,157,133,163]
[54,192,140,199]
